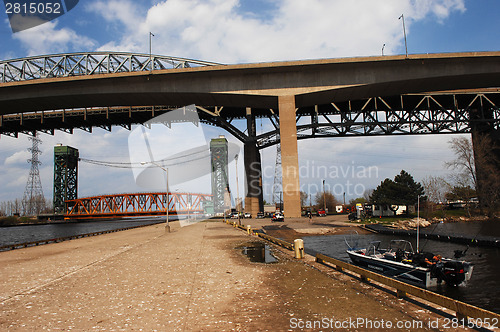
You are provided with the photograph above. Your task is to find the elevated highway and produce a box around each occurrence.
[1,51,499,217]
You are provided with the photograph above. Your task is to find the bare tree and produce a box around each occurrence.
[422,175,449,204]
[445,135,500,217]
[422,175,450,218]
[445,137,477,191]
[363,189,374,203]
[315,191,339,212]
[300,191,309,208]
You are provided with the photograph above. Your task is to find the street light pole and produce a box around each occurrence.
[322,180,326,212]
[399,14,408,58]
[234,154,241,225]
[149,32,155,72]
[417,194,423,252]
[141,161,170,232]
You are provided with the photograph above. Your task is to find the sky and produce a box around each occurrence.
[1,0,499,208]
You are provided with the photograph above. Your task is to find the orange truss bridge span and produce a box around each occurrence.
[65,192,212,219]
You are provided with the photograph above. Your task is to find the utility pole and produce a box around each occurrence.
[322,180,326,212]
[272,144,283,206]
[23,133,45,216]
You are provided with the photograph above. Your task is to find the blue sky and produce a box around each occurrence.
[0,0,499,207]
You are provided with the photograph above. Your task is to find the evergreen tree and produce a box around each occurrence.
[394,170,425,206]
[371,170,425,214]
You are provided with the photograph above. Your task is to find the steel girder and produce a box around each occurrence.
[0,52,221,83]
[1,92,499,148]
[256,92,500,149]
[65,192,212,219]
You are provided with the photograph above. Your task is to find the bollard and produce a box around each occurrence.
[247,225,252,235]
[294,239,304,259]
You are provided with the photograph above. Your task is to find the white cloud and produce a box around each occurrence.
[13,20,96,55]
[87,0,466,63]
[409,0,465,22]
[4,150,30,166]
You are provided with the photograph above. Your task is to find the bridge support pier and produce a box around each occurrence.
[244,108,264,217]
[470,108,500,213]
[278,96,301,218]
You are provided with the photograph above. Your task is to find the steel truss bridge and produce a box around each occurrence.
[2,91,499,149]
[65,192,212,219]
[0,52,220,83]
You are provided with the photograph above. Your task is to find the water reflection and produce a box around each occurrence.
[240,242,278,263]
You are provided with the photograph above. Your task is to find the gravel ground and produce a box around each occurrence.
[0,220,466,331]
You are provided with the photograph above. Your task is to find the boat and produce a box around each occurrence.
[346,239,473,288]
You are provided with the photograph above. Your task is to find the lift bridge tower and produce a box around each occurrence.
[210,136,230,214]
[53,145,79,214]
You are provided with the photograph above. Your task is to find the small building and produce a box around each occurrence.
[371,204,407,217]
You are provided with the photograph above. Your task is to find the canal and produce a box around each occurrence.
[304,220,500,314]
[0,218,165,248]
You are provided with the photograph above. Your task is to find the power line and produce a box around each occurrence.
[79,149,210,169]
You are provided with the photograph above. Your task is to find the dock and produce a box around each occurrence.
[364,224,500,248]
[0,220,489,331]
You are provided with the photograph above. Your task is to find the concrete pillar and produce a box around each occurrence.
[469,107,500,212]
[244,108,264,217]
[278,95,301,218]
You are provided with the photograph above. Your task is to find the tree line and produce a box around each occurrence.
[0,197,52,217]
[299,134,499,218]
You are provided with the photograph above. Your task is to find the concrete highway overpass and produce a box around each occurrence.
[1,51,499,217]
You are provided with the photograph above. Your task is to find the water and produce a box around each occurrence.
[303,220,500,314]
[0,218,165,247]
[240,242,278,263]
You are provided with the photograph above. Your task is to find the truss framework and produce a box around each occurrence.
[0,52,220,83]
[256,92,500,148]
[1,92,499,148]
[65,192,212,219]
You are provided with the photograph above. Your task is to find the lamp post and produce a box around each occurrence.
[417,194,423,252]
[141,161,170,232]
[234,154,241,225]
[149,32,155,72]
[322,180,326,212]
[399,14,408,58]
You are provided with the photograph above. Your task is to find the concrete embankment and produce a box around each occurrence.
[0,220,459,331]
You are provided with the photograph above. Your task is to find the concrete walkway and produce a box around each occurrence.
[0,220,450,331]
